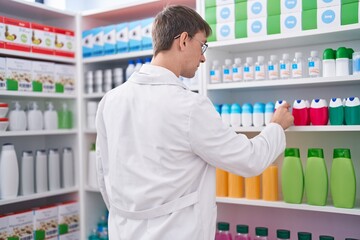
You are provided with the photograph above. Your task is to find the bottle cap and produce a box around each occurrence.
[293,99,308,109]
[0,118,8,122]
[242,103,253,114]
[310,98,328,108]
[277,229,290,239]
[336,47,349,59]
[270,55,277,61]
[22,150,33,157]
[246,57,253,64]
[319,236,334,240]
[253,102,265,113]
[91,143,96,151]
[136,58,143,64]
[236,224,249,234]
[221,104,231,114]
[308,148,324,158]
[217,222,230,231]
[282,53,289,60]
[230,103,241,114]
[333,148,351,159]
[323,48,336,60]
[255,227,268,236]
[213,60,219,66]
[128,59,135,64]
[257,56,264,62]
[348,48,355,59]
[0,103,8,107]
[234,58,241,64]
[310,51,318,57]
[214,104,221,114]
[329,98,343,107]
[285,148,300,157]
[265,102,275,113]
[345,96,360,107]
[295,52,302,58]
[298,232,312,240]
[225,59,232,65]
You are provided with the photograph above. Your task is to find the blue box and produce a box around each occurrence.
[141,18,154,50]
[82,29,93,58]
[128,20,142,52]
[92,27,104,56]
[116,22,129,53]
[103,25,116,55]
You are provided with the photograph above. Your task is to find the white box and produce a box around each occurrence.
[92,27,104,56]
[32,60,55,93]
[33,206,58,239]
[116,22,129,53]
[31,22,54,55]
[318,0,340,8]
[281,0,302,14]
[281,12,302,33]
[248,0,267,19]
[58,201,80,234]
[82,29,93,58]
[59,231,80,240]
[7,211,33,240]
[4,17,31,52]
[103,25,116,55]
[141,18,154,50]
[0,215,8,240]
[55,64,75,94]
[54,27,75,58]
[0,16,4,49]
[216,22,235,41]
[318,6,340,30]
[247,18,267,37]
[216,0,235,5]
[128,20,142,51]
[0,57,6,90]
[216,4,235,23]
[6,58,32,91]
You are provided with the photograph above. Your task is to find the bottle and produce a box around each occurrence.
[8,101,27,131]
[230,103,241,128]
[20,150,35,196]
[331,148,356,208]
[126,60,135,80]
[262,164,278,201]
[88,143,99,189]
[215,222,233,240]
[86,70,94,93]
[344,96,360,125]
[254,227,268,240]
[243,57,254,81]
[88,229,100,240]
[253,102,265,127]
[58,102,72,129]
[113,68,123,87]
[216,168,228,197]
[336,47,350,76]
[292,52,305,78]
[27,101,43,131]
[282,148,304,204]
[95,69,103,93]
[62,147,74,188]
[264,102,274,126]
[44,102,58,130]
[353,51,360,75]
[245,175,261,199]
[280,53,291,79]
[268,55,279,80]
[232,58,243,82]
[223,59,233,83]
[48,148,61,191]
[103,69,112,92]
[87,101,98,130]
[228,172,244,198]
[255,56,266,80]
[0,143,19,199]
[292,99,310,126]
[309,99,328,125]
[97,215,109,240]
[298,232,312,240]
[234,224,250,240]
[134,58,143,72]
[277,229,290,240]
[221,104,231,126]
[319,236,334,240]
[329,98,344,125]
[241,103,253,127]
[35,149,48,193]
[308,50,321,77]
[322,48,336,77]
[210,60,222,84]
[348,48,354,75]
[304,148,328,206]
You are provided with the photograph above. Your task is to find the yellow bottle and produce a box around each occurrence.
[228,173,244,198]
[245,175,261,199]
[262,165,279,201]
[216,168,228,197]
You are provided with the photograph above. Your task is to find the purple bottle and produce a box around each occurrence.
[234,224,251,240]
[215,222,233,240]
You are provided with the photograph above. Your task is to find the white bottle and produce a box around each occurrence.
[126,60,136,80]
[27,101,43,131]
[44,102,58,130]
[87,101,98,130]
[0,143,19,199]
[292,52,305,78]
[35,149,48,193]
[275,100,287,110]
[95,70,103,93]
[255,56,266,80]
[280,53,291,79]
[268,55,279,80]
[113,68,123,87]
[253,102,265,127]
[265,102,275,126]
[88,143,99,189]
[222,59,233,83]
[230,103,242,127]
[134,58,143,72]
[323,48,336,77]
[20,150,35,196]
[232,58,243,82]
[62,147,74,188]
[86,70,94,94]
[48,149,61,191]
[221,104,231,126]
[308,50,321,77]
[103,69,112,92]
[242,103,253,127]
[9,101,27,131]
[210,60,221,84]
[243,57,254,81]
[336,47,350,76]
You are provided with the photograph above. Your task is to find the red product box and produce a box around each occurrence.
[31,22,54,55]
[4,17,31,52]
[53,27,75,58]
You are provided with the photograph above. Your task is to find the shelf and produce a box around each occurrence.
[216,197,360,216]
[0,187,78,206]
[0,129,78,137]
[234,126,360,133]
[84,93,105,99]
[0,49,75,64]
[85,186,101,193]
[84,129,97,134]
[83,49,153,63]
[207,75,360,90]
[0,91,76,99]
[208,24,360,53]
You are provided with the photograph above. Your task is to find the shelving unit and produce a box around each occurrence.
[0,129,78,137]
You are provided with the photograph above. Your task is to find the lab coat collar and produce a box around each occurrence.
[129,64,189,90]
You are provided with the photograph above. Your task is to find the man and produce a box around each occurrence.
[96,5,294,240]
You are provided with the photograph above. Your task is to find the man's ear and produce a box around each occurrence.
[179,32,189,50]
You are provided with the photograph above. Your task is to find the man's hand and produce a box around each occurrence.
[271,103,294,130]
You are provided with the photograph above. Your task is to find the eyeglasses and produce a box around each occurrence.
[174,34,208,55]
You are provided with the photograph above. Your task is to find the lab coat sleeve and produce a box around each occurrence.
[95,97,110,209]
[189,97,286,177]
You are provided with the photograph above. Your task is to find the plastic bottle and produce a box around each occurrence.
[232,58,243,82]
[243,57,254,81]
[336,47,350,76]
[292,99,310,126]
[35,149,48,193]
[254,227,268,240]
[62,147,74,188]
[97,215,109,240]
[255,56,266,80]
[308,50,321,77]
[322,48,336,77]
[264,102,274,126]
[309,99,328,125]
[234,224,251,240]
[88,143,99,189]
[330,148,356,208]
[215,222,233,240]
[134,58,143,72]
[27,101,43,131]
[230,103,242,128]
[94,70,103,93]
[280,53,291,79]
[8,101,27,131]
[292,52,305,78]
[58,102,72,129]
[87,101,98,130]
[329,97,344,125]
[319,236,334,240]
[113,68,123,87]
[268,55,279,80]
[210,60,222,84]
[277,229,290,240]
[241,103,253,127]
[216,168,228,197]
[228,172,244,198]
[44,102,58,130]
[245,175,261,199]
[125,60,135,80]
[223,59,233,83]
[304,148,328,206]
[353,51,360,75]
[253,102,265,127]
[348,48,354,75]
[344,96,360,125]
[0,143,19,199]
[48,148,61,191]
[88,229,100,240]
[262,164,278,201]
[86,70,94,93]
[103,69,112,92]
[282,148,304,204]
[20,150,35,196]
[221,104,231,127]
[298,232,312,240]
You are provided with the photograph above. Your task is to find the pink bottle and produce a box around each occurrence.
[234,224,251,240]
[292,99,310,125]
[216,222,233,240]
[310,99,329,125]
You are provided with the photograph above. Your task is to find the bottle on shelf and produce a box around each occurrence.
[309,99,328,125]
[319,236,334,240]
[348,48,354,75]
[280,53,291,79]
[87,101,98,130]
[35,149,48,193]
[48,148,61,191]
[44,102,58,130]
[245,175,261,199]
[134,58,143,72]
[215,222,233,240]
[126,60,135,81]
[232,58,243,82]
[254,227,268,240]
[264,102,274,126]
[243,57,254,81]
[62,147,74,188]
[0,143,19,199]
[277,229,290,240]
[230,103,242,128]
[27,101,43,131]
[336,47,350,76]
[88,143,99,189]
[308,50,321,77]
[221,104,231,126]
[234,224,251,240]
[223,59,233,83]
[228,172,244,198]
[268,55,279,80]
[113,68,123,87]
[20,150,35,196]
[322,48,336,77]
[255,56,266,80]
[353,51,360,75]
[292,99,310,126]
[241,103,253,127]
[253,102,265,127]
[86,70,94,94]
[97,215,109,240]
[344,96,360,125]
[88,229,100,240]
[329,97,344,125]
[9,101,27,131]
[298,232,312,240]
[103,69,112,92]
[58,102,73,129]
[210,60,222,84]
[216,168,228,197]
[292,52,305,78]
[262,164,278,201]
[95,69,103,93]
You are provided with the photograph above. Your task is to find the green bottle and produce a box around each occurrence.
[58,102,73,129]
[282,148,304,204]
[330,148,356,208]
[298,232,312,240]
[304,148,328,206]
[319,236,334,240]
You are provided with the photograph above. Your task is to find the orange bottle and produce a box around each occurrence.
[228,173,244,198]
[262,165,279,201]
[216,168,228,197]
[245,175,261,199]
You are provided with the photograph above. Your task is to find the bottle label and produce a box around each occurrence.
[210,70,221,83]
[233,67,242,81]
[308,60,321,77]
[292,62,303,78]
[255,66,265,80]
[280,63,290,78]
[243,66,254,80]
[268,65,274,71]
[268,64,279,79]
[223,68,232,82]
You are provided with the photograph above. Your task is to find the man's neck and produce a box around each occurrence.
[151,51,181,77]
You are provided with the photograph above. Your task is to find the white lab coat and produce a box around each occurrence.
[96,64,286,240]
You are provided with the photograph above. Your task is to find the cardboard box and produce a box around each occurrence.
[0,16,4,49]
[128,20,142,52]
[0,215,8,240]
[7,211,33,240]
[206,4,235,24]
[31,22,54,55]
[55,64,75,94]
[116,22,129,53]
[267,15,281,34]
[247,0,267,19]
[58,202,80,235]
[281,12,302,33]
[341,2,359,25]
[82,29,93,58]
[205,0,245,8]
[281,0,302,14]
[215,22,236,41]
[92,27,104,56]
[302,9,317,30]
[54,27,75,58]
[32,60,55,92]
[0,57,6,90]
[247,17,267,37]
[103,25,116,55]
[318,5,340,29]
[33,206,58,240]
[267,0,281,16]
[58,231,80,240]
[235,19,247,38]
[141,18,153,50]
[6,58,32,91]
[4,17,31,52]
